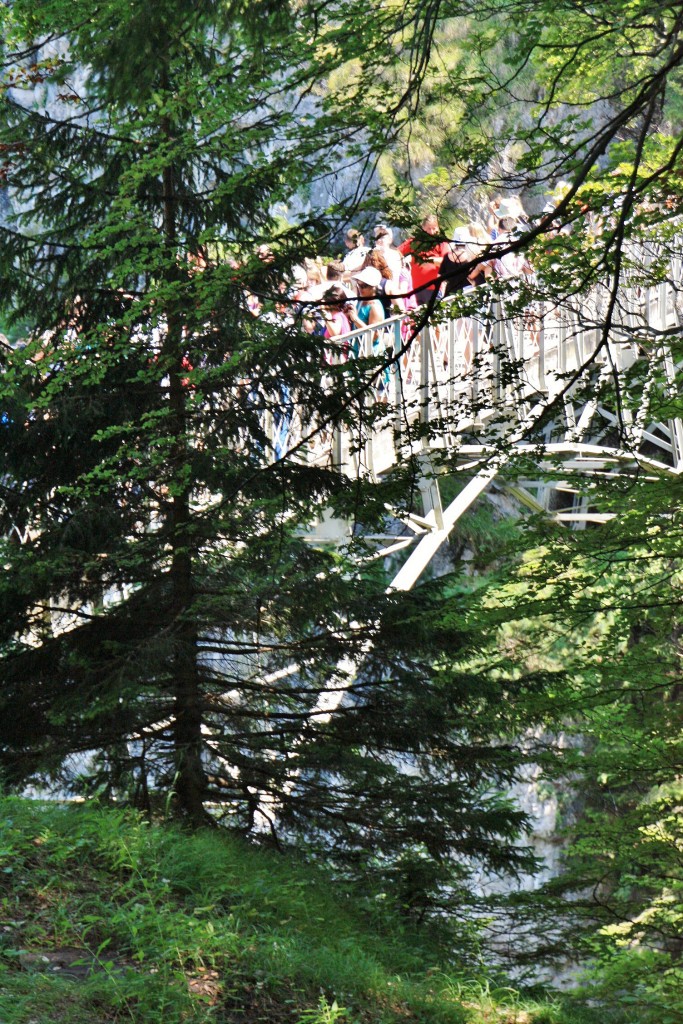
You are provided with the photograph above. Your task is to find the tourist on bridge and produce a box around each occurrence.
[342,228,370,274]
[289,264,310,300]
[495,226,533,279]
[320,285,353,363]
[347,267,386,332]
[487,196,503,239]
[347,267,391,398]
[300,258,327,302]
[373,224,403,291]
[346,265,386,355]
[492,197,533,278]
[359,249,395,317]
[495,196,528,229]
[321,286,352,339]
[325,260,356,299]
[288,265,325,336]
[439,228,478,296]
[467,222,499,282]
[397,214,450,305]
[438,225,498,297]
[492,201,538,352]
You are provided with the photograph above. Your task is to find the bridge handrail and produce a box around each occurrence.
[265,270,683,476]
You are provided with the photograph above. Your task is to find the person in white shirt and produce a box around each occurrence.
[342,228,370,274]
[372,224,403,290]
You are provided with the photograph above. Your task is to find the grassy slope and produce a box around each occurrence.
[0,798,601,1024]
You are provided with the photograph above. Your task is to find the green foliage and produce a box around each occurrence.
[0,0,546,904]
[375,0,683,249]
[454,466,683,1017]
[0,798,588,1024]
[3,0,683,1014]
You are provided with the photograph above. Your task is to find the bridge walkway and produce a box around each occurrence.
[266,266,683,590]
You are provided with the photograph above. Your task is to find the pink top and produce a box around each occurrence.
[323,310,352,363]
[323,310,351,339]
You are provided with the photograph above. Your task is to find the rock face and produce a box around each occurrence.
[463,751,581,986]
[1,50,377,249]
[6,37,90,117]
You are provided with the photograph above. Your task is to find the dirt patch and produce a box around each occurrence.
[18,947,131,979]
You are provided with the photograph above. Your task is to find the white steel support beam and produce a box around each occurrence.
[388,461,503,591]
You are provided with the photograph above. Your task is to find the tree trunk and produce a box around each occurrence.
[161,132,209,828]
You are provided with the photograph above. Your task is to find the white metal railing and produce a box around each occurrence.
[262,271,683,480]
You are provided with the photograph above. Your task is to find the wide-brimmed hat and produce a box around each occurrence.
[353,266,382,288]
[496,197,524,220]
[451,227,472,245]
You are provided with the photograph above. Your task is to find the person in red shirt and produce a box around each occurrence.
[398,214,450,305]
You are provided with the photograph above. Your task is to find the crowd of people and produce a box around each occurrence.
[0,197,539,374]
[247,198,537,354]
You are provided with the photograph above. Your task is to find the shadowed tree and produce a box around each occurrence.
[0,0,546,909]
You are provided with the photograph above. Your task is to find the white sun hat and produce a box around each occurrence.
[353,266,382,288]
[496,197,524,220]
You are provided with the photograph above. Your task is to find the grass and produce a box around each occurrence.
[0,797,605,1024]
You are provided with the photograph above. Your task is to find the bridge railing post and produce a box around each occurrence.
[420,322,430,435]
[471,316,480,420]
[537,302,547,392]
[392,318,404,452]
[491,301,503,405]
[556,311,577,437]
[448,315,456,417]
[361,324,377,479]
[516,310,525,366]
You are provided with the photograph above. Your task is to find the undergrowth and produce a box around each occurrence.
[0,798,607,1024]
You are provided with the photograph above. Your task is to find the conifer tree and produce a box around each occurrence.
[4,0,683,955]
[0,0,545,905]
